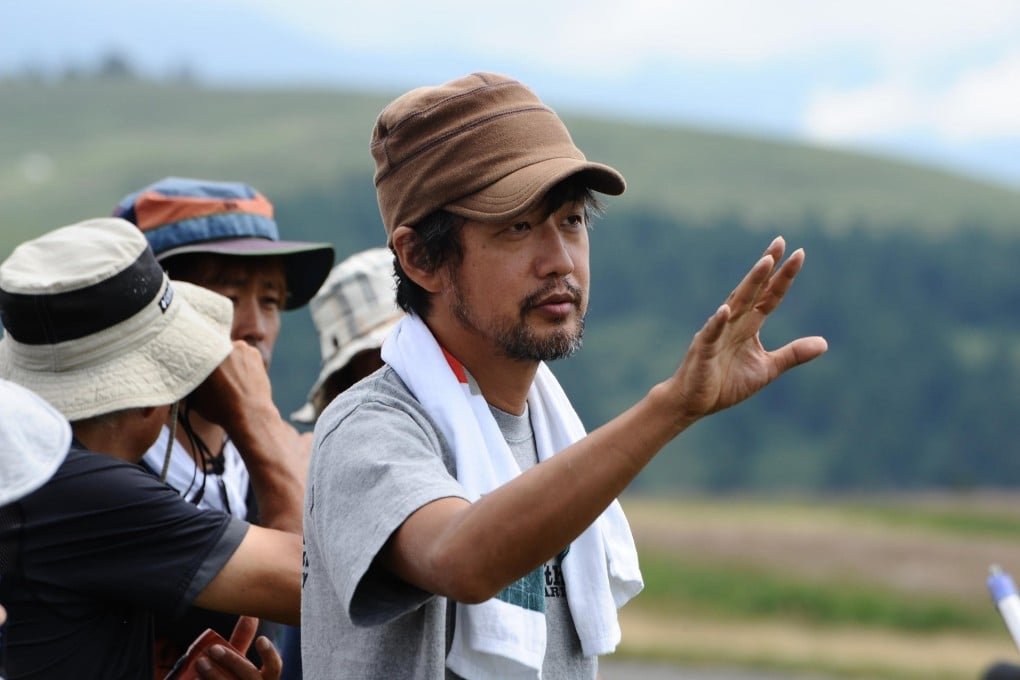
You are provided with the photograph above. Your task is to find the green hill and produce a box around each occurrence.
[4,77,1020,492]
[4,78,1020,246]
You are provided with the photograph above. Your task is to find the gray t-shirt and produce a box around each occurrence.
[301,366,597,679]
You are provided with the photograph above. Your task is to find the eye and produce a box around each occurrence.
[512,221,531,233]
[563,213,585,229]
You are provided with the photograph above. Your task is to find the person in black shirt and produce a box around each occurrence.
[0,218,302,679]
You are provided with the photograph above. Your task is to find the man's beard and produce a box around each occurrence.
[451,278,586,362]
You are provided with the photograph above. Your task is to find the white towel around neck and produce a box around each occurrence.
[381,314,643,679]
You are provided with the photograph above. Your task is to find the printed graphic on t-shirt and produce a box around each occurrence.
[302,489,314,588]
[496,566,545,613]
[545,546,571,598]
[545,562,567,598]
[302,545,309,588]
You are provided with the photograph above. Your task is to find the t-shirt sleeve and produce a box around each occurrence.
[307,395,467,627]
[21,450,249,618]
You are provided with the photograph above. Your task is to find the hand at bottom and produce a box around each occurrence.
[194,616,283,680]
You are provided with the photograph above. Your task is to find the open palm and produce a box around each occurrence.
[670,236,828,420]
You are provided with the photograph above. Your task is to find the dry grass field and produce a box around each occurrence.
[615,494,1020,679]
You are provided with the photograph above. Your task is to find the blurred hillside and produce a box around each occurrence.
[4,75,1020,491]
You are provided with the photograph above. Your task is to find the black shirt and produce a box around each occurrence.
[0,442,247,679]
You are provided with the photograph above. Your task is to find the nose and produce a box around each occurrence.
[535,220,576,279]
[231,293,268,347]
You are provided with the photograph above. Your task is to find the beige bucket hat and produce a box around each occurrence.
[0,217,233,422]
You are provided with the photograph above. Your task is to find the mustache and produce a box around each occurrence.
[520,279,585,313]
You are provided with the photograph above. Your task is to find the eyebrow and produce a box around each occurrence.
[211,265,286,290]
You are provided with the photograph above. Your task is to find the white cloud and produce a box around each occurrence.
[805,49,1020,145]
[244,0,1020,74]
[804,82,923,142]
[937,52,1020,141]
[235,0,1020,180]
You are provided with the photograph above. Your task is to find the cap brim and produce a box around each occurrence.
[446,158,625,223]
[158,238,335,310]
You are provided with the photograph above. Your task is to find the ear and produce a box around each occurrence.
[139,405,172,428]
[392,226,443,294]
[139,405,161,419]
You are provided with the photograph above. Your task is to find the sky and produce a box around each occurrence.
[5,0,1020,188]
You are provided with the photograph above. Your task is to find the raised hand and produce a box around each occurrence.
[189,341,277,436]
[667,236,827,422]
[189,340,307,533]
[192,617,283,680]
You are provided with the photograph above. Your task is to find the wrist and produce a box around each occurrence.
[225,401,283,454]
[649,381,701,436]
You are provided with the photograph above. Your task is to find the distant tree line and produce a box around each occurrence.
[1,51,196,85]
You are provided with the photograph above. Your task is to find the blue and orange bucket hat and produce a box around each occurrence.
[113,176,335,310]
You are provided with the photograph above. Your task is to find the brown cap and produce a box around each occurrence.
[371,72,626,242]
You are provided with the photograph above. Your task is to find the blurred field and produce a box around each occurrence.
[615,494,1020,678]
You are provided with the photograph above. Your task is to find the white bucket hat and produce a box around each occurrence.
[0,217,233,422]
[0,379,71,505]
[291,247,403,423]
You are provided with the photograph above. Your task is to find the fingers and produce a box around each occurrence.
[190,620,281,680]
[195,645,260,680]
[255,636,283,680]
[694,304,732,348]
[727,237,809,321]
[725,254,776,315]
[723,236,787,314]
[755,247,805,317]
[228,615,259,654]
[195,645,252,680]
[674,236,824,420]
[763,235,787,264]
[190,341,277,432]
[769,335,829,375]
[194,638,283,680]
[703,237,823,365]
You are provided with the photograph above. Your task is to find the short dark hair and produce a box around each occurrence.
[394,210,465,318]
[161,252,288,300]
[394,176,604,318]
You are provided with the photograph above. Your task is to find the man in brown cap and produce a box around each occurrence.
[302,72,828,678]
